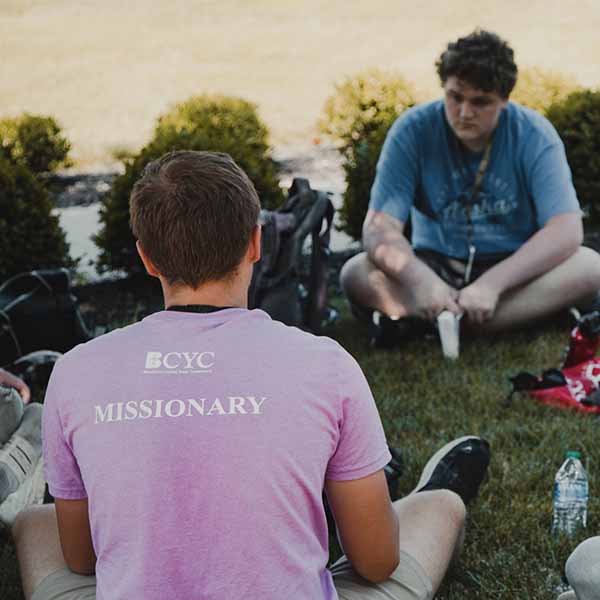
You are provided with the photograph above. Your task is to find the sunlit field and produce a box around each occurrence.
[2,0,600,167]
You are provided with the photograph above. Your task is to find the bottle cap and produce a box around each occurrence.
[566,450,581,459]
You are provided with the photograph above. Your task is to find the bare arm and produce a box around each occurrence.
[363,209,417,280]
[55,498,96,575]
[476,212,581,293]
[363,209,460,319]
[325,470,399,583]
[459,212,583,322]
[0,368,30,403]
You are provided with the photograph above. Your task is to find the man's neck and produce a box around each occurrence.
[161,279,248,310]
[459,135,489,154]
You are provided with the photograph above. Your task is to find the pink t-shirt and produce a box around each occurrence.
[43,308,390,600]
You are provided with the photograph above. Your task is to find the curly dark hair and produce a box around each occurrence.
[436,29,518,98]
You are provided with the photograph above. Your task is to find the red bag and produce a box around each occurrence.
[528,359,600,413]
[509,312,600,413]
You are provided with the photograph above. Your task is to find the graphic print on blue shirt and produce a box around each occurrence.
[370,100,580,260]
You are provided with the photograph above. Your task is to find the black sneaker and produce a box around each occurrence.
[414,436,491,505]
[370,312,436,349]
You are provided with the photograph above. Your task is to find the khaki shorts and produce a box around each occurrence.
[331,551,434,600]
[31,551,432,600]
[31,568,96,600]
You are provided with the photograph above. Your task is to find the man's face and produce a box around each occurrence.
[443,76,508,151]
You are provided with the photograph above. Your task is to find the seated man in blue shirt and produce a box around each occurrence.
[341,29,600,346]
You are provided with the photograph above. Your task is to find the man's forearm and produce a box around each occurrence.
[361,210,461,318]
[364,223,432,288]
[55,498,96,575]
[477,213,582,295]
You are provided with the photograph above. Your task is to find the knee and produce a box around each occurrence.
[12,506,34,544]
[440,490,467,528]
[575,247,600,294]
[340,252,385,303]
[422,489,467,530]
[12,505,53,545]
[340,253,366,296]
[565,536,600,597]
[340,252,395,292]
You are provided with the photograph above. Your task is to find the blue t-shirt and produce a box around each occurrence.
[370,100,580,260]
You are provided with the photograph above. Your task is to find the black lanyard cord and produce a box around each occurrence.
[452,134,495,284]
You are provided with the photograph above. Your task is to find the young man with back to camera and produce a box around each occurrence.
[12,150,490,600]
[341,29,600,347]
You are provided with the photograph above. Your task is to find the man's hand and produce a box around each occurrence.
[0,368,30,403]
[458,280,501,325]
[413,271,461,321]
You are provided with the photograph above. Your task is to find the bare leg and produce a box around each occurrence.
[476,247,600,333]
[392,489,466,592]
[13,505,66,600]
[342,248,600,333]
[340,252,417,318]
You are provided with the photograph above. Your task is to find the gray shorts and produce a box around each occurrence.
[31,551,433,600]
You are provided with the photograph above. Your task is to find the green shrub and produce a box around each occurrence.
[0,157,71,281]
[338,125,393,242]
[319,70,417,240]
[511,67,581,114]
[96,94,284,274]
[546,89,600,229]
[0,114,71,175]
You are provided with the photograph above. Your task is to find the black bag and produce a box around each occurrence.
[248,178,335,333]
[384,446,404,501]
[9,350,63,392]
[0,269,91,366]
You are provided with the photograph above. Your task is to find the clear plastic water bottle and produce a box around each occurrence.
[552,451,589,537]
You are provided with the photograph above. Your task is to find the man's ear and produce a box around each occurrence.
[247,225,262,264]
[136,240,160,278]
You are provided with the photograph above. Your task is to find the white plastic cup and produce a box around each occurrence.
[437,310,461,359]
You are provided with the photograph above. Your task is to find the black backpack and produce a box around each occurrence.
[0,269,91,367]
[248,178,335,333]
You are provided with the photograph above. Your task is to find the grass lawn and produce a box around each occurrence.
[331,305,599,599]
[0,299,598,599]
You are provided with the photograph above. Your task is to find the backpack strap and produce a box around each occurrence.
[248,179,335,332]
[306,192,335,332]
[248,210,297,308]
[258,180,323,290]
